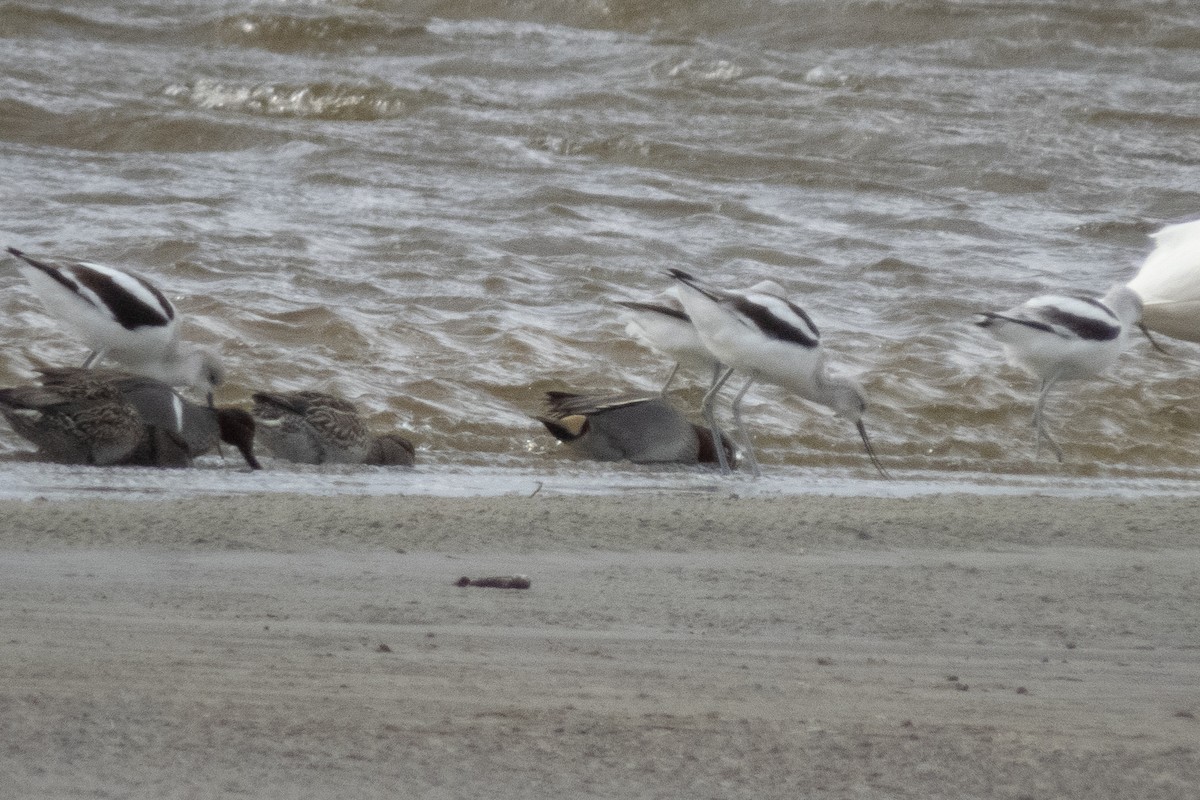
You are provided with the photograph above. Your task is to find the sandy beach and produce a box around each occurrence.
[1,490,1198,799]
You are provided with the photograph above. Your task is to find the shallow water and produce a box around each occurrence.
[3,458,1200,503]
[3,0,1200,484]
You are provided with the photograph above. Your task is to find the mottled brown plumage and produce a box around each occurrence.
[0,373,144,465]
[252,390,414,466]
[3,367,261,469]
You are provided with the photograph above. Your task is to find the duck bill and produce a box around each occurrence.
[857,419,890,480]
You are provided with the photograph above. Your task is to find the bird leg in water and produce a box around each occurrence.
[1138,323,1200,369]
[1139,323,1173,356]
[1033,375,1064,463]
[702,366,736,475]
[730,375,760,479]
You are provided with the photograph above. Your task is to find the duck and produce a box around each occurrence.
[251,390,415,466]
[2,367,261,469]
[0,371,146,466]
[34,367,260,469]
[536,390,734,466]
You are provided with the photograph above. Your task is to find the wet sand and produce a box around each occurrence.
[1,491,1198,798]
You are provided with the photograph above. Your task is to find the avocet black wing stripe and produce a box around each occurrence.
[68,264,175,330]
[8,248,85,301]
[731,295,820,348]
[614,300,691,323]
[10,248,176,331]
[1039,305,1120,342]
[666,268,723,303]
[975,311,1059,336]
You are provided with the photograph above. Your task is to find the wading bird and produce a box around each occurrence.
[1126,217,1200,343]
[974,286,1142,461]
[7,247,222,400]
[667,269,888,478]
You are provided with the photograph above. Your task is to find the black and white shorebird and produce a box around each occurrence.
[251,390,415,466]
[974,285,1142,461]
[1126,217,1200,343]
[536,390,734,466]
[617,280,790,395]
[616,291,723,394]
[667,268,888,479]
[6,247,223,399]
[32,367,260,469]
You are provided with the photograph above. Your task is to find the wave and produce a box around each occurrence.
[213,12,425,54]
[163,79,444,122]
[0,98,289,152]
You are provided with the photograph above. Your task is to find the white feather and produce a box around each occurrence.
[9,249,221,393]
[1126,217,1200,342]
[621,298,717,372]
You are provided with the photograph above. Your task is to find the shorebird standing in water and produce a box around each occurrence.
[974,286,1142,461]
[6,247,222,400]
[667,269,888,479]
[617,280,791,397]
[617,291,723,394]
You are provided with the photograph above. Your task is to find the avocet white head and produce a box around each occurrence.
[667,268,888,479]
[7,247,222,399]
[974,284,1142,462]
[1126,217,1200,342]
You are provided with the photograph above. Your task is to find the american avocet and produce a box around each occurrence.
[1127,217,1200,342]
[617,280,790,395]
[6,247,223,399]
[536,390,734,466]
[974,285,1142,461]
[616,291,722,394]
[33,367,260,469]
[667,268,888,479]
[251,390,415,466]
[0,372,145,466]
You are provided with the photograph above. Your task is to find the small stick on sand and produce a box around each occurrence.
[454,575,532,589]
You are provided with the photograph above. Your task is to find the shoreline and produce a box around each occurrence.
[2,491,1198,552]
